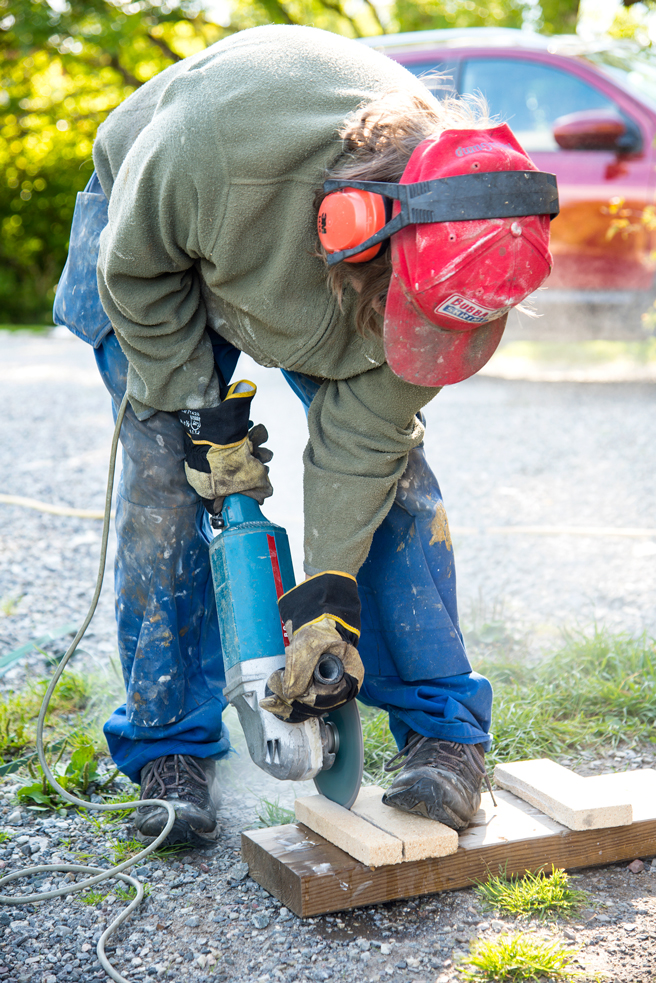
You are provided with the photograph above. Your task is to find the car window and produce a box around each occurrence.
[398,59,457,98]
[460,57,618,151]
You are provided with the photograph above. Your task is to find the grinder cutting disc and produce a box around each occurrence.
[314,700,364,809]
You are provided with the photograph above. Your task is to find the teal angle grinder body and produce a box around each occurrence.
[209,493,363,809]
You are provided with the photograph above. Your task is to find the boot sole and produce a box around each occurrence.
[135,817,220,848]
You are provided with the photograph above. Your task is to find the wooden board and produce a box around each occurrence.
[242,789,656,917]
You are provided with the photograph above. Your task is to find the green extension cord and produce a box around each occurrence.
[0,393,179,983]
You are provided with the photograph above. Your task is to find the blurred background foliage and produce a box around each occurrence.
[1,0,583,323]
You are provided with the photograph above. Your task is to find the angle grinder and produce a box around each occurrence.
[209,494,364,809]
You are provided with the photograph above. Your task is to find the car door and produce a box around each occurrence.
[458,53,656,294]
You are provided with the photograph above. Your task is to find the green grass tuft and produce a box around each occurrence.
[77,882,150,905]
[253,797,295,828]
[0,594,24,617]
[0,661,130,809]
[479,628,656,769]
[115,883,149,901]
[0,671,93,761]
[460,932,583,982]
[360,707,397,788]
[77,888,109,906]
[81,788,141,827]
[109,835,186,862]
[476,866,589,920]
[110,836,147,863]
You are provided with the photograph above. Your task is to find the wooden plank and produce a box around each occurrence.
[585,770,656,821]
[242,789,656,917]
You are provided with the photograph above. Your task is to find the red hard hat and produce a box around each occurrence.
[384,124,553,387]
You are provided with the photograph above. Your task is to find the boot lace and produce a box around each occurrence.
[384,734,497,805]
[141,754,209,808]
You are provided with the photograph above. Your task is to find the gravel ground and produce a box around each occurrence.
[1,328,656,983]
[0,799,655,983]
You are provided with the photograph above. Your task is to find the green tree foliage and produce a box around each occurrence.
[1,1,225,323]
[1,0,388,323]
[1,0,576,323]
[390,0,524,36]
[538,0,580,35]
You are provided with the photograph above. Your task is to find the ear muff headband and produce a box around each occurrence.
[317,189,387,264]
[319,171,559,266]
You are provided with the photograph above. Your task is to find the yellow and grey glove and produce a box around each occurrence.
[178,380,273,515]
[260,572,364,724]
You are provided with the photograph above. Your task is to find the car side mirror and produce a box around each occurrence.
[553,109,641,154]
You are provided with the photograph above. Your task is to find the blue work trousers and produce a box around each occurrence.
[54,174,493,783]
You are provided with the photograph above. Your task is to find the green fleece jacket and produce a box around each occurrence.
[94,25,440,576]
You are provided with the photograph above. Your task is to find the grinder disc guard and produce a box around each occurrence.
[314,700,363,809]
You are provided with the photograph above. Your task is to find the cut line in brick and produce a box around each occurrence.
[295,793,403,867]
[295,787,458,866]
[350,786,458,861]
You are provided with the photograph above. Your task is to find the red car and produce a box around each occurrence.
[363,27,656,338]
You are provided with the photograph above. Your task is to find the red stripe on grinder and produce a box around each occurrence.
[267,534,290,647]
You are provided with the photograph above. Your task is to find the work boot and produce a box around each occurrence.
[134,754,220,845]
[382,732,493,831]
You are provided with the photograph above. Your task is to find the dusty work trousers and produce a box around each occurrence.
[94,334,493,782]
[55,174,493,783]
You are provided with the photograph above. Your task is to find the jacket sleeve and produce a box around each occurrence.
[303,362,440,576]
[95,104,229,418]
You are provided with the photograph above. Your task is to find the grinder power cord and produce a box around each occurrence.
[0,393,179,983]
[0,388,366,982]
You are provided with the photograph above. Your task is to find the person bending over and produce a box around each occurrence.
[55,25,553,845]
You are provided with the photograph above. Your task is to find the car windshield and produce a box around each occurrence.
[584,47,656,111]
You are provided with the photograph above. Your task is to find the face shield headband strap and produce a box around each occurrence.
[322,169,559,266]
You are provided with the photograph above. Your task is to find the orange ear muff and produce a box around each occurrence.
[317,188,387,264]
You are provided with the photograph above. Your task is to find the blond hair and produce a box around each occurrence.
[316,85,491,337]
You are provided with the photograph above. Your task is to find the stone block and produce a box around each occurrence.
[295,787,459,865]
[584,769,656,822]
[494,758,633,831]
[350,786,458,860]
[295,794,403,867]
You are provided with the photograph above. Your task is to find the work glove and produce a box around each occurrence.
[260,572,365,724]
[178,380,273,515]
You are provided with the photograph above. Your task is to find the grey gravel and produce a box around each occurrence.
[227,863,249,884]
[432,374,656,647]
[1,330,656,983]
